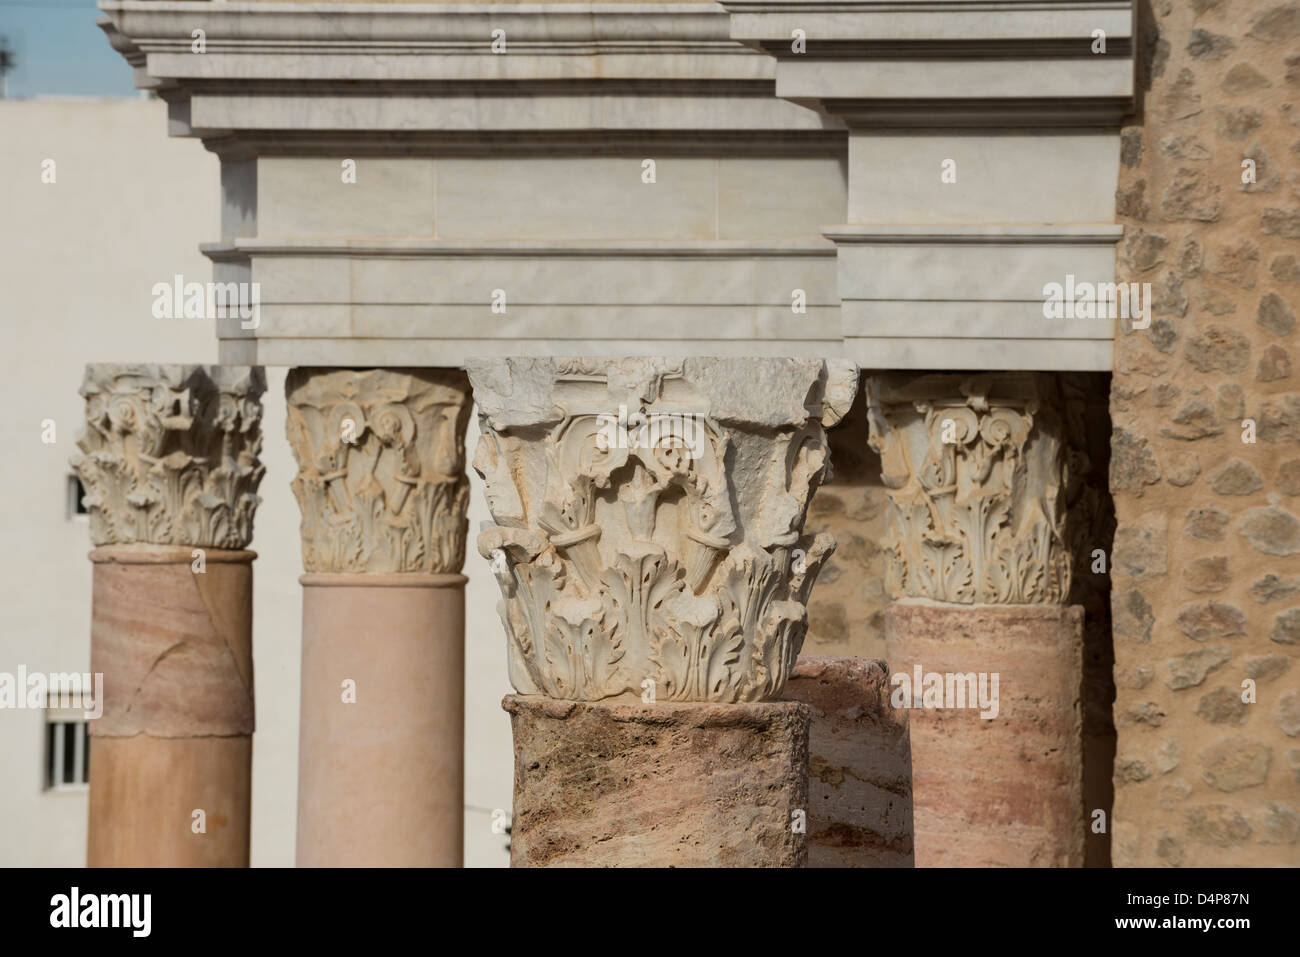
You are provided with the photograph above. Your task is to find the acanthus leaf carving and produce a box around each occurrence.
[71,363,266,549]
[285,368,471,574]
[468,356,855,703]
[866,372,1075,605]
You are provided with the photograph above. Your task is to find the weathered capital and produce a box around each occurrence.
[285,368,472,574]
[865,372,1079,605]
[466,356,858,703]
[71,364,266,549]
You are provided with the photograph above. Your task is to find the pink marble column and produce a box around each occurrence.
[866,372,1093,867]
[296,573,465,866]
[885,602,1084,866]
[286,367,472,867]
[72,364,266,867]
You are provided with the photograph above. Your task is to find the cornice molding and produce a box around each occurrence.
[723,0,1132,41]
[719,0,1136,126]
[201,238,837,261]
[99,1,1134,133]
[100,3,734,50]
[823,224,1124,245]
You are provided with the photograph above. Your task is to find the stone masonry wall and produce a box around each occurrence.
[1110,0,1299,866]
[804,380,891,660]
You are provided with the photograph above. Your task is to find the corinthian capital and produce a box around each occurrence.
[467,356,858,703]
[285,368,471,574]
[71,364,266,549]
[865,373,1079,605]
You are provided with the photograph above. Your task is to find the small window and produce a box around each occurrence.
[45,716,89,790]
[66,474,88,519]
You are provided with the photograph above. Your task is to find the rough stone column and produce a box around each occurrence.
[866,372,1094,867]
[467,356,857,867]
[72,363,266,867]
[285,368,471,867]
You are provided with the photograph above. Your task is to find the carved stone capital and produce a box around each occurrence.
[285,368,471,574]
[466,356,858,703]
[71,364,266,549]
[865,372,1079,605]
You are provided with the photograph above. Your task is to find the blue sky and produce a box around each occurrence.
[0,0,137,98]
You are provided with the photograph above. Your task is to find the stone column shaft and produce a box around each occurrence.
[73,363,266,867]
[885,602,1083,867]
[467,356,858,867]
[506,696,809,867]
[296,573,464,867]
[286,367,471,867]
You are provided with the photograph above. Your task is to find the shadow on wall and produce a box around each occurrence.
[1069,372,1117,868]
